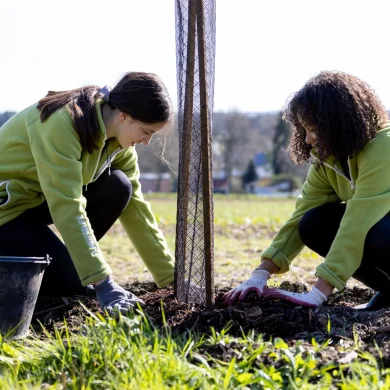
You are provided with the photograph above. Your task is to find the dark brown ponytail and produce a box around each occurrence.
[37,86,101,154]
[37,72,172,154]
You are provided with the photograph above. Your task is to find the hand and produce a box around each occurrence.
[94,276,144,315]
[262,286,327,308]
[221,269,270,305]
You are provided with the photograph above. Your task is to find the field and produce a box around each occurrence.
[100,194,324,288]
[1,195,390,389]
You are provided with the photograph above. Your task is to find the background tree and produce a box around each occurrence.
[137,125,179,191]
[0,109,310,189]
[212,111,255,193]
[241,160,258,192]
[0,112,16,127]
[272,112,291,175]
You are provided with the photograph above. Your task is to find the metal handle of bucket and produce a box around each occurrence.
[0,254,51,264]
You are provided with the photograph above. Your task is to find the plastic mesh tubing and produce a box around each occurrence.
[174,0,216,306]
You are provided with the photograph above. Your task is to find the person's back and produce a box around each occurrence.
[0,105,44,214]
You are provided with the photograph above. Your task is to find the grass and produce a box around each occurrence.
[1,310,389,389]
[0,194,376,388]
[101,194,354,289]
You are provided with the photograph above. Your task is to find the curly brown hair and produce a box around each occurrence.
[284,71,389,164]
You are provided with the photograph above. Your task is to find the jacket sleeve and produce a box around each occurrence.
[261,163,341,273]
[316,140,390,291]
[28,111,112,286]
[112,148,174,288]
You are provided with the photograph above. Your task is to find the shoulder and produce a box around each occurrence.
[30,105,73,130]
[306,163,330,186]
[28,105,78,141]
[358,126,390,162]
[27,105,82,159]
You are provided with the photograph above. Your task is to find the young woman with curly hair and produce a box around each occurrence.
[223,71,390,310]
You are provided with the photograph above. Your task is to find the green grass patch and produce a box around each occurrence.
[1,310,389,389]
[103,195,349,288]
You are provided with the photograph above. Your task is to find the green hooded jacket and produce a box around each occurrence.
[261,124,390,291]
[0,100,174,287]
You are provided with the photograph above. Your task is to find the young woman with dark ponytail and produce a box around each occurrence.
[0,72,174,315]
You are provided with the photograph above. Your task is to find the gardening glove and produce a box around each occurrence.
[262,286,327,308]
[221,269,270,305]
[94,276,144,315]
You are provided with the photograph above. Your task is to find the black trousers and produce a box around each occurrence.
[0,170,132,296]
[298,203,390,293]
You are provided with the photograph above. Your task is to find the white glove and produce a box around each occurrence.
[262,286,327,308]
[222,269,270,305]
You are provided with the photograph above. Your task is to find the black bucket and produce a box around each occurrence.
[0,255,50,339]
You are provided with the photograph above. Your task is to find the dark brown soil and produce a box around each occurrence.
[32,281,390,366]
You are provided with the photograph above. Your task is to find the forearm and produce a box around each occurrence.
[314,277,335,297]
[257,258,280,274]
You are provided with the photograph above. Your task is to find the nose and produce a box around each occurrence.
[141,134,153,146]
[305,131,314,145]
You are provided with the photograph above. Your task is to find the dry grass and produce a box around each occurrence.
[96,194,362,289]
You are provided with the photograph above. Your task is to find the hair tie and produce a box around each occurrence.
[99,85,112,102]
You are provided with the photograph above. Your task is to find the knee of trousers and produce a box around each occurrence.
[364,218,390,255]
[298,203,346,249]
[298,208,320,248]
[107,170,132,204]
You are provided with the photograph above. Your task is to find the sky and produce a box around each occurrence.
[1,0,390,113]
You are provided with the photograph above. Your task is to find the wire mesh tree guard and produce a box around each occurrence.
[174,0,216,307]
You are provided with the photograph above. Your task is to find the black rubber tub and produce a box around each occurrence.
[0,255,50,339]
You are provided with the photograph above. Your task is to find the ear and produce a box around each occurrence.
[118,111,128,123]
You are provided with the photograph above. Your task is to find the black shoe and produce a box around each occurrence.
[84,284,97,297]
[355,292,390,311]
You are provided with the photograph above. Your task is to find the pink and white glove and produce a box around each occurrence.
[222,269,270,305]
[262,286,327,308]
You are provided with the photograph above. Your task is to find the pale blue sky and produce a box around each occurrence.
[1,0,390,113]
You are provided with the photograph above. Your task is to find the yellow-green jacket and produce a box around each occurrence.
[0,100,174,287]
[261,124,390,291]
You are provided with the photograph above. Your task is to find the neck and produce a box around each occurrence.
[102,104,115,138]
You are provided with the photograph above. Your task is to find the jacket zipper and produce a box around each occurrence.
[91,147,122,183]
[346,159,356,191]
[0,180,10,206]
[85,143,107,191]
[312,156,356,191]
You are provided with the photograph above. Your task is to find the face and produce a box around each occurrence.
[113,112,167,148]
[297,113,317,146]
